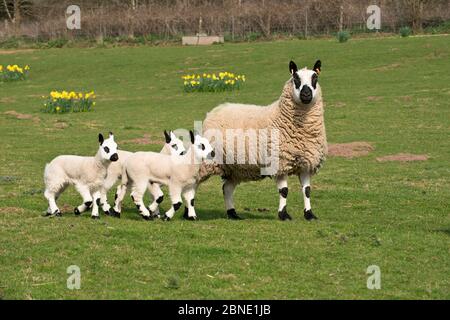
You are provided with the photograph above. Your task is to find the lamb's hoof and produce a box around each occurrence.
[74,208,81,216]
[188,216,197,221]
[53,210,62,217]
[142,214,152,221]
[227,209,243,220]
[183,207,189,220]
[304,209,318,221]
[163,214,171,221]
[278,206,292,221]
[108,208,121,218]
[91,215,100,220]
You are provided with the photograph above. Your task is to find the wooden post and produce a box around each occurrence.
[339,4,344,32]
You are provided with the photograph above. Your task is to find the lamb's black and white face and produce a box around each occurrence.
[290,60,321,106]
[99,132,119,162]
[164,130,186,156]
[190,130,215,160]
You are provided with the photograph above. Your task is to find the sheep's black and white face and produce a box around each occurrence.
[290,60,321,106]
[190,130,215,160]
[98,132,119,162]
[164,130,186,156]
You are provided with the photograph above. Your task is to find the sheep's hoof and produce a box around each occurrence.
[183,207,189,220]
[227,209,243,220]
[108,208,121,218]
[74,208,81,216]
[278,206,292,221]
[53,210,62,217]
[304,209,318,221]
[163,214,171,221]
[91,215,100,220]
[187,216,197,221]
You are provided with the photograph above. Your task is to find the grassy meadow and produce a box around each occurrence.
[0,35,449,299]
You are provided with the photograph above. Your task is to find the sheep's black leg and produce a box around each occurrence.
[300,173,318,220]
[276,175,292,221]
[223,179,242,220]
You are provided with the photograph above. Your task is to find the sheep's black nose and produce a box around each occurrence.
[300,85,312,104]
[210,150,215,158]
[110,153,119,162]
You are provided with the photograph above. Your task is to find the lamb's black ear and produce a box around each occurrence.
[313,60,322,74]
[99,133,104,145]
[289,61,298,75]
[189,130,195,144]
[164,130,171,143]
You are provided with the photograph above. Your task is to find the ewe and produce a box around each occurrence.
[115,131,215,221]
[200,60,328,221]
[44,133,119,219]
[103,130,185,218]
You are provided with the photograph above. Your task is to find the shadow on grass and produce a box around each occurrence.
[118,205,277,221]
[433,228,450,236]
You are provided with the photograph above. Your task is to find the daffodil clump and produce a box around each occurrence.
[0,64,30,82]
[182,72,246,92]
[42,90,96,114]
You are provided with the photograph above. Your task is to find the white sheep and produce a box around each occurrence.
[199,60,328,221]
[115,131,215,221]
[102,130,186,218]
[43,132,119,219]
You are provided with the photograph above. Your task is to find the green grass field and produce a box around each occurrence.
[0,35,449,299]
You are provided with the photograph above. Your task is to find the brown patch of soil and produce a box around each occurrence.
[60,203,73,213]
[120,134,164,146]
[54,120,69,129]
[328,142,374,158]
[372,63,401,72]
[367,96,383,102]
[0,49,35,55]
[4,110,40,123]
[376,153,429,162]
[0,207,24,214]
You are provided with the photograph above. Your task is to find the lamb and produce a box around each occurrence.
[115,131,215,221]
[199,60,328,221]
[100,130,186,219]
[43,132,119,219]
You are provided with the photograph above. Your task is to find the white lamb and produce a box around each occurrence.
[102,130,186,219]
[115,131,215,221]
[43,132,119,219]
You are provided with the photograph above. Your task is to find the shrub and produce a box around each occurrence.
[182,72,246,93]
[0,64,30,82]
[337,31,351,43]
[400,27,412,37]
[41,91,96,114]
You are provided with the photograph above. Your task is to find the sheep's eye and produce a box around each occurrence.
[311,74,318,89]
[104,146,110,153]
[172,144,178,150]
[199,143,205,151]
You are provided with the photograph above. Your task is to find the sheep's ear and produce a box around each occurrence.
[109,131,114,140]
[289,61,298,75]
[189,130,195,144]
[313,60,322,75]
[164,130,171,143]
[99,133,104,145]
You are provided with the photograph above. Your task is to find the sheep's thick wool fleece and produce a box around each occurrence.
[200,80,327,182]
